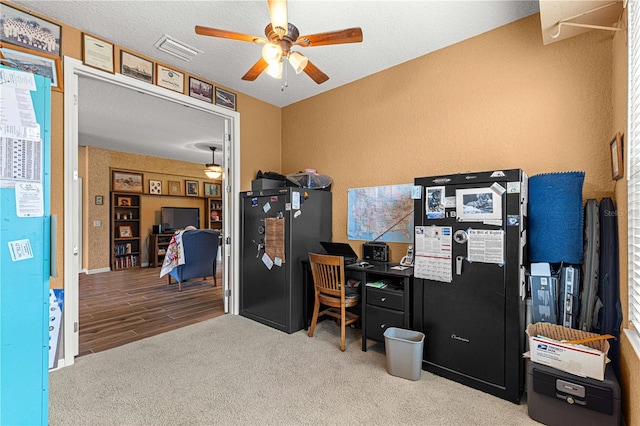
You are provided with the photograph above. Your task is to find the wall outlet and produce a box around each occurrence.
[93,220,101,227]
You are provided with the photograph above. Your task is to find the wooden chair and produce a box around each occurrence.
[308,253,360,351]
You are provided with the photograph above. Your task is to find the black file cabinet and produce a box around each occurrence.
[346,263,413,351]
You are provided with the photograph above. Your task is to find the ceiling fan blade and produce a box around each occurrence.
[303,60,329,84]
[295,27,363,47]
[195,25,266,44]
[242,58,269,81]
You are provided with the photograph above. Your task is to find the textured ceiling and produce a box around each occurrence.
[9,1,540,163]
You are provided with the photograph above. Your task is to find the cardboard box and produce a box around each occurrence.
[526,323,609,381]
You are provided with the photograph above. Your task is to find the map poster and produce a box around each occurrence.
[347,184,414,243]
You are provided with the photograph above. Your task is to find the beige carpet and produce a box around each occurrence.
[49,315,539,425]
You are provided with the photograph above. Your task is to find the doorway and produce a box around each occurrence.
[62,57,241,367]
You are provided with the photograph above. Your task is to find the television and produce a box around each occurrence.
[161,207,200,233]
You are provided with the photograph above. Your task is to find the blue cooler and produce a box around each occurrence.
[526,360,621,426]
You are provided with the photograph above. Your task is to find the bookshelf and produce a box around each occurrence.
[207,198,223,230]
[111,192,141,270]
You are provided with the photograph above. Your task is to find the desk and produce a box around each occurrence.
[346,263,413,351]
[302,260,413,351]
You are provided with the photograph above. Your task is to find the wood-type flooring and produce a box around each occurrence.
[78,265,224,356]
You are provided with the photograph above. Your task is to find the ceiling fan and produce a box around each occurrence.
[195,0,363,84]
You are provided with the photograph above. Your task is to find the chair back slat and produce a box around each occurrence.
[308,253,345,297]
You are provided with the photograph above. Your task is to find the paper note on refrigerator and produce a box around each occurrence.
[467,229,504,264]
[414,225,452,283]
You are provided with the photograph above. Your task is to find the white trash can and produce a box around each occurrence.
[383,327,425,381]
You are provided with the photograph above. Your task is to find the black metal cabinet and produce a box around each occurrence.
[239,188,332,334]
[347,263,413,351]
[413,169,527,404]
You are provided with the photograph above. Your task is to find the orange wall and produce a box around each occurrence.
[79,146,220,271]
[282,13,638,424]
[283,14,615,261]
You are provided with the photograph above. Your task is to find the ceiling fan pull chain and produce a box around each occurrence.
[281,61,289,91]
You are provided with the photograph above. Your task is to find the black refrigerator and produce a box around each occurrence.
[240,187,332,333]
[412,169,527,403]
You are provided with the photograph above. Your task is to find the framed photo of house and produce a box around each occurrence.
[156,64,184,93]
[168,180,181,196]
[120,50,153,84]
[112,171,143,193]
[149,180,162,195]
[215,87,236,110]
[0,4,61,56]
[118,225,132,238]
[204,182,221,197]
[82,33,115,73]
[186,180,199,196]
[117,196,132,207]
[0,44,63,91]
[189,77,214,103]
[610,132,624,180]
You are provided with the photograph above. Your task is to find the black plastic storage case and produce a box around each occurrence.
[527,360,621,426]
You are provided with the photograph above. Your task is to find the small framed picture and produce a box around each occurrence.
[117,196,132,207]
[204,182,221,197]
[215,87,236,110]
[455,187,502,222]
[0,44,63,91]
[120,50,153,84]
[118,225,132,238]
[189,77,213,103]
[186,180,199,196]
[0,4,62,56]
[112,171,143,193]
[82,33,114,73]
[95,195,104,205]
[156,64,184,93]
[168,180,181,196]
[610,132,624,180]
[149,180,162,195]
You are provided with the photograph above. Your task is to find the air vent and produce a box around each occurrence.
[153,35,202,62]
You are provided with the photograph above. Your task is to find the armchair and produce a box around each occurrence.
[168,229,220,291]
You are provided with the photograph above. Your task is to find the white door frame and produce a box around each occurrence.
[62,57,241,367]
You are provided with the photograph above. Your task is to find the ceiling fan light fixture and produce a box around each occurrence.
[262,43,283,64]
[288,51,308,74]
[266,60,283,79]
[267,0,288,38]
[204,147,223,179]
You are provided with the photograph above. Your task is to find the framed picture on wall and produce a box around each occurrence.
[82,33,115,73]
[156,64,184,93]
[112,171,143,193]
[204,182,221,197]
[0,44,63,91]
[186,180,198,196]
[610,132,624,180]
[215,87,236,110]
[149,180,162,194]
[168,180,181,196]
[0,4,61,56]
[189,77,213,103]
[120,50,154,84]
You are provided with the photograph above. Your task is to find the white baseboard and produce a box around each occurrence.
[86,267,111,275]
